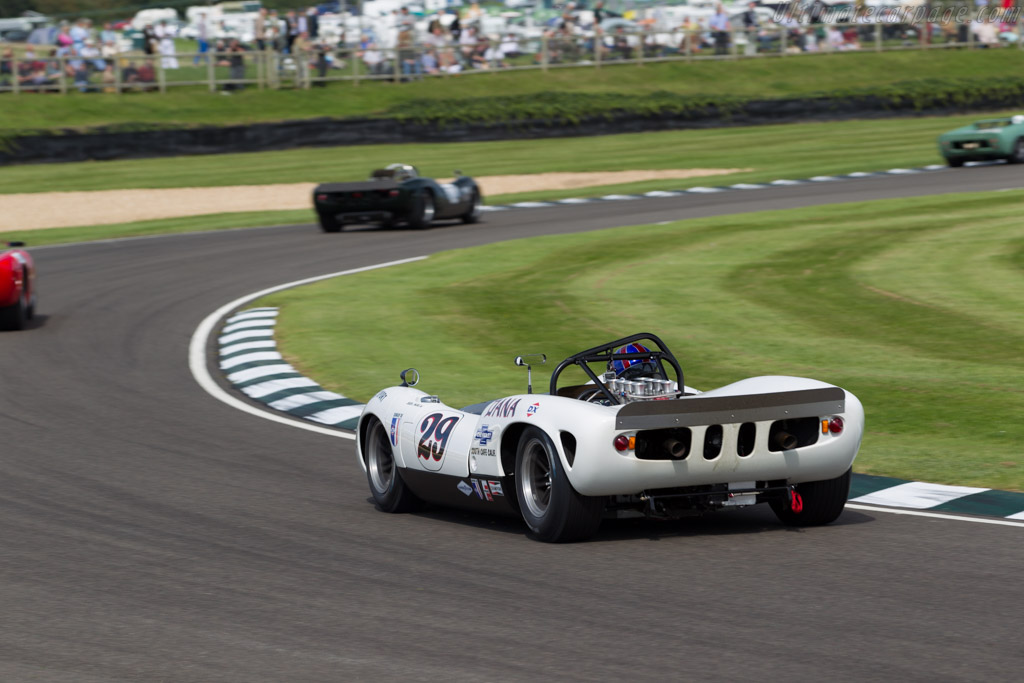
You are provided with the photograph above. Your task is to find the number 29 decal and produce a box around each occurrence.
[417,412,461,471]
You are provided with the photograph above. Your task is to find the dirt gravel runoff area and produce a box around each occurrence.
[0,169,750,231]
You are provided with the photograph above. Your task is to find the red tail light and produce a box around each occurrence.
[316,194,327,201]
[352,192,363,198]
[828,417,844,435]
[613,435,631,452]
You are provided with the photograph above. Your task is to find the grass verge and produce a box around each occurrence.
[3,210,314,247]
[3,49,1024,131]
[257,190,1024,491]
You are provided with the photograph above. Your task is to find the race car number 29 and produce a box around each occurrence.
[418,412,461,470]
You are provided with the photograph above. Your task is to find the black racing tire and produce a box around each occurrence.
[407,191,435,230]
[1009,138,1024,164]
[461,189,481,224]
[0,289,28,331]
[946,157,964,168]
[770,467,851,527]
[515,426,603,542]
[318,212,342,233]
[364,417,422,513]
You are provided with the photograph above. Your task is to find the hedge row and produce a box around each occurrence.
[391,77,1024,127]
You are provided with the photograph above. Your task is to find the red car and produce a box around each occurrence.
[1,242,37,331]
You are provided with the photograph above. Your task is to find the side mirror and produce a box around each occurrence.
[400,368,419,387]
[514,354,546,394]
[453,169,463,177]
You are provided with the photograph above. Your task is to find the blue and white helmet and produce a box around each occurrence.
[609,343,658,379]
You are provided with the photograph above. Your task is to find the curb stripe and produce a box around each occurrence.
[849,481,989,509]
[219,351,283,370]
[233,372,306,389]
[241,377,320,398]
[220,329,275,345]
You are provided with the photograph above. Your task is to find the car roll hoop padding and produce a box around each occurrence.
[548,332,684,405]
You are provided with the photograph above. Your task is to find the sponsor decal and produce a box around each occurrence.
[474,425,494,445]
[375,390,387,402]
[470,446,496,458]
[469,478,505,501]
[526,402,540,418]
[390,413,402,446]
[484,398,520,418]
[417,412,461,471]
[457,480,473,496]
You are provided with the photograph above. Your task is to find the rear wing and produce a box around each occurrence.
[615,387,845,430]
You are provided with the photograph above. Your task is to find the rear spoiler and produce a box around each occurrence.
[615,387,845,430]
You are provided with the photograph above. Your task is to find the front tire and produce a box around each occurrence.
[770,468,851,526]
[515,427,603,542]
[364,417,422,513]
[946,157,964,168]
[0,290,28,331]
[408,191,435,229]
[318,212,342,233]
[1008,138,1024,164]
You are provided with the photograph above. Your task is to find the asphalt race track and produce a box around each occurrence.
[3,165,1023,681]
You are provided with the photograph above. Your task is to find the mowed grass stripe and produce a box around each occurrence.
[258,190,1024,491]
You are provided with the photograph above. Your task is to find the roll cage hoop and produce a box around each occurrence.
[548,333,684,405]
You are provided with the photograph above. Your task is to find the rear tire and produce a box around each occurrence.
[770,468,851,526]
[515,426,603,542]
[462,190,481,224]
[408,191,434,229]
[318,212,342,233]
[364,417,422,513]
[0,290,27,331]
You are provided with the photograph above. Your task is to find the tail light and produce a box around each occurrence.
[352,192,363,198]
[613,435,634,452]
[316,194,327,201]
[828,417,844,435]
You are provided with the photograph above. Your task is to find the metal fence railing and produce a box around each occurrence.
[1,21,1020,95]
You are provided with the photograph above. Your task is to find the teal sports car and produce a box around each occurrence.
[938,115,1024,167]
[313,164,482,232]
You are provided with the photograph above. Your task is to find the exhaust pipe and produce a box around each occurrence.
[664,438,688,459]
[772,431,798,451]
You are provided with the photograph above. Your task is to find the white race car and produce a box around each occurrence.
[356,334,864,542]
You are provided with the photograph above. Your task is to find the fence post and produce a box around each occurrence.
[114,55,121,94]
[58,55,67,94]
[636,30,643,65]
[352,47,360,85]
[207,50,216,92]
[256,49,264,90]
[874,22,881,52]
[157,55,166,93]
[594,28,601,68]
[541,33,548,72]
[393,47,400,83]
[11,56,19,95]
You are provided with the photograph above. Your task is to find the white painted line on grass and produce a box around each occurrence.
[846,504,1024,528]
[189,255,429,441]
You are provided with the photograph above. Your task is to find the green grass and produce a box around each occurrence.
[1,210,314,247]
[257,190,1024,492]
[0,111,1007,197]
[4,49,1024,131]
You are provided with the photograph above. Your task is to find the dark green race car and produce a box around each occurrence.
[938,115,1024,167]
[312,164,482,232]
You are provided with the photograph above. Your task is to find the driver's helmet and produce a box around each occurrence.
[385,163,419,181]
[609,342,659,380]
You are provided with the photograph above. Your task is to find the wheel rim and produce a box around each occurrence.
[422,195,435,222]
[519,438,552,519]
[367,422,395,495]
